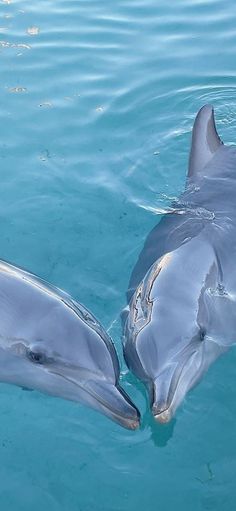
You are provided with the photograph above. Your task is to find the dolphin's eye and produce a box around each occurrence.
[199,328,206,342]
[27,350,46,364]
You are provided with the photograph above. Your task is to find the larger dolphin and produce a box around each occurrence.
[124,105,236,423]
[0,260,140,429]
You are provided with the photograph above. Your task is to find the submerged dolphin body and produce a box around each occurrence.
[0,260,140,429]
[124,105,236,423]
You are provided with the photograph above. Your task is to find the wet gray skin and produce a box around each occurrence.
[0,261,140,429]
[124,104,236,423]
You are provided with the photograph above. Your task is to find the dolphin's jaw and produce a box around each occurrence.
[0,350,140,430]
[152,407,172,424]
[150,348,204,423]
[151,391,176,424]
[84,385,140,430]
[81,380,141,430]
[48,369,140,430]
[151,385,183,423]
[109,412,140,430]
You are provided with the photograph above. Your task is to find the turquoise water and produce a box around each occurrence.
[1,0,236,509]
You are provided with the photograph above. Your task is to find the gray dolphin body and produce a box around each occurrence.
[0,260,139,429]
[124,105,236,423]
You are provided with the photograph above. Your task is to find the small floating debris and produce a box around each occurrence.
[153,151,160,155]
[27,26,40,36]
[38,101,53,108]
[39,149,51,161]
[8,86,27,93]
[96,106,104,113]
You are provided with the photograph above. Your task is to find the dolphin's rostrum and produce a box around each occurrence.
[0,260,140,429]
[124,105,236,423]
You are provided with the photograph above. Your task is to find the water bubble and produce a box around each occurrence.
[8,86,27,93]
[207,285,228,297]
[0,40,30,50]
[27,26,40,36]
[195,207,215,220]
[38,102,53,108]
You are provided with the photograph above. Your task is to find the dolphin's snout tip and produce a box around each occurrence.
[152,405,172,424]
[128,417,140,430]
[85,380,141,430]
[120,408,140,430]
[151,369,176,424]
[111,411,140,430]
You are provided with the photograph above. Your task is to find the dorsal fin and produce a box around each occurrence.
[188,104,223,178]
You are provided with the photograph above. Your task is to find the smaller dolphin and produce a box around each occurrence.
[124,105,236,423]
[0,260,140,429]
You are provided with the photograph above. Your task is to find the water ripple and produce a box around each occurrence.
[0,0,236,509]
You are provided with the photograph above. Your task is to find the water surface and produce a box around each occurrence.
[0,0,236,509]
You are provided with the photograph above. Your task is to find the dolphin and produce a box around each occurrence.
[0,259,140,429]
[124,104,236,423]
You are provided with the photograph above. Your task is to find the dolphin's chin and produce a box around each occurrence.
[0,349,140,430]
[80,380,141,430]
[105,408,140,430]
[48,368,140,430]
[151,393,176,423]
[151,375,183,423]
[151,349,203,423]
[152,405,173,424]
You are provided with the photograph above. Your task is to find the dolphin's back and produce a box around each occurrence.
[123,105,236,424]
[127,212,204,302]
[127,106,236,302]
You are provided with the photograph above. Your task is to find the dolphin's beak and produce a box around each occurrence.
[0,349,140,429]
[82,379,140,430]
[48,366,140,430]
[151,364,177,423]
[152,408,173,424]
[151,350,202,423]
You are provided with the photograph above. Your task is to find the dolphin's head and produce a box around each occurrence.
[130,298,208,424]
[0,300,140,430]
[150,342,205,424]
[150,313,226,424]
[125,236,221,423]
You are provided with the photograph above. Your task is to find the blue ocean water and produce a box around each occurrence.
[1,0,236,509]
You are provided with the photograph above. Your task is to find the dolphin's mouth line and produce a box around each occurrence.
[153,348,200,422]
[48,369,139,429]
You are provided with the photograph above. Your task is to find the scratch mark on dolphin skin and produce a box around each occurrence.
[128,253,172,343]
